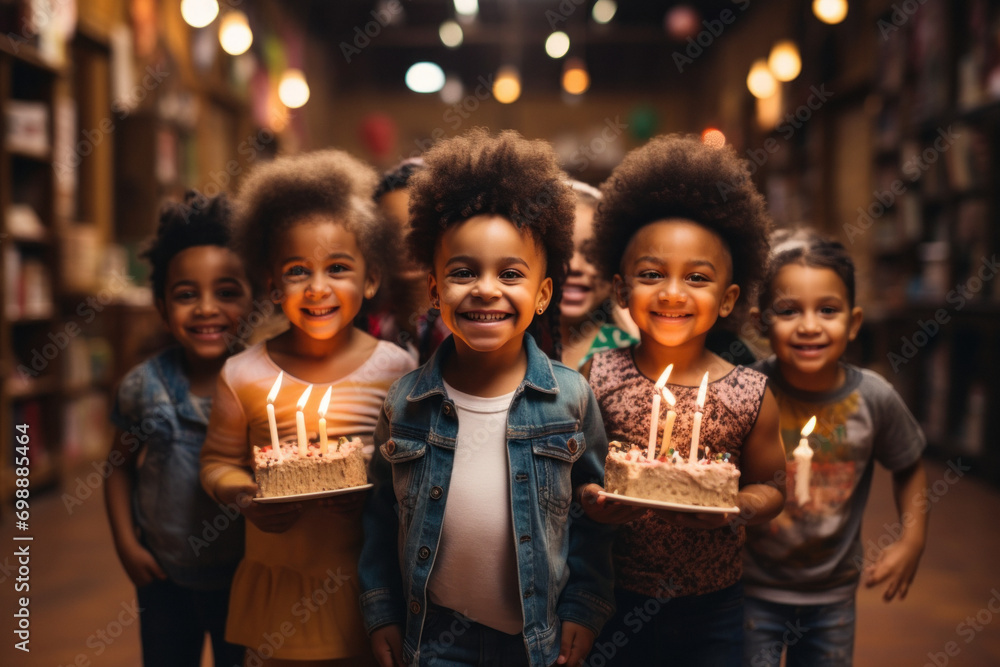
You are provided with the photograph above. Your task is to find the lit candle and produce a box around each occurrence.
[266,372,283,461]
[660,386,677,458]
[689,372,709,464]
[318,386,332,455]
[793,416,817,505]
[647,364,674,461]
[295,384,313,457]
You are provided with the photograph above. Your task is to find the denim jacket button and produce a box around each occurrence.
[523,589,533,599]
[430,486,444,500]
[418,546,431,560]
[519,535,531,543]
[384,440,396,456]
[410,601,421,614]
[443,403,453,416]
[567,438,579,454]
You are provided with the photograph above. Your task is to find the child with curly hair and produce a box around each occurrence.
[359,129,615,667]
[105,191,252,667]
[200,151,417,665]
[742,231,928,667]
[579,134,786,665]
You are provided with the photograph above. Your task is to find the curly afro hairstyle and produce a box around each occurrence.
[232,149,398,303]
[591,133,771,301]
[408,128,574,280]
[142,190,238,300]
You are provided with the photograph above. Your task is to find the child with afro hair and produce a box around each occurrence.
[580,134,786,666]
[360,129,615,667]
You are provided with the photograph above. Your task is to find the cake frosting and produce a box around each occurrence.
[252,436,367,498]
[604,441,740,508]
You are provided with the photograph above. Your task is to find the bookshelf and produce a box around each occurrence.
[866,0,1000,481]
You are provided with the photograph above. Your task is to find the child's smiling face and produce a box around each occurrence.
[560,203,613,323]
[269,217,378,341]
[158,245,251,362]
[430,215,552,356]
[763,263,863,391]
[615,219,739,350]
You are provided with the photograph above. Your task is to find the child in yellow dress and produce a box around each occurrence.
[200,150,416,666]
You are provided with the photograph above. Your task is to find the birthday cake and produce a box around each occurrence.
[604,441,740,509]
[252,436,367,498]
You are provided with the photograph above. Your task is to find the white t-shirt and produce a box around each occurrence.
[426,381,524,635]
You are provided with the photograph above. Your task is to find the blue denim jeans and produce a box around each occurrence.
[587,582,744,666]
[137,578,245,667]
[417,603,529,666]
[743,596,856,667]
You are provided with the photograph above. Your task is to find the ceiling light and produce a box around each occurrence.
[219,11,252,56]
[747,59,778,99]
[493,66,521,104]
[545,31,570,59]
[181,0,219,28]
[439,20,463,48]
[813,0,848,25]
[278,69,310,108]
[405,62,446,93]
[592,0,617,24]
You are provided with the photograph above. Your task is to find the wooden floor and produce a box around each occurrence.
[2,458,999,666]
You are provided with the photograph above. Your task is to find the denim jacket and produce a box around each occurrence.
[110,347,244,590]
[359,335,615,666]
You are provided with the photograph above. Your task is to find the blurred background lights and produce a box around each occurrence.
[405,62,446,93]
[181,0,219,28]
[278,69,310,108]
[218,11,252,56]
[664,5,700,40]
[768,40,801,81]
[562,59,590,95]
[545,32,570,59]
[592,0,617,24]
[439,20,464,48]
[813,0,848,25]
[454,0,479,19]
[747,58,778,98]
[493,66,521,104]
[701,128,726,148]
[440,75,464,104]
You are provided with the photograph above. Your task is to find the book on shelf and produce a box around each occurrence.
[4,100,49,157]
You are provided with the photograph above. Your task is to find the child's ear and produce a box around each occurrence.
[536,277,553,314]
[428,273,440,310]
[364,269,381,300]
[613,275,629,309]
[718,284,741,318]
[848,306,864,341]
[267,277,283,304]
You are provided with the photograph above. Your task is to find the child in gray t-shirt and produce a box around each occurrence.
[743,232,928,667]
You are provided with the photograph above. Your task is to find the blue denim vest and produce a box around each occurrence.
[359,335,615,666]
[110,347,244,590]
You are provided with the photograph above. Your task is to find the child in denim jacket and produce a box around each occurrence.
[359,129,615,667]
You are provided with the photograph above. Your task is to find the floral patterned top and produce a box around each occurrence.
[589,347,767,598]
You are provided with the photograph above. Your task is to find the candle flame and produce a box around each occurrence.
[296,384,313,410]
[267,371,283,404]
[654,363,674,390]
[695,372,709,408]
[318,386,332,417]
[801,415,817,437]
[661,386,676,406]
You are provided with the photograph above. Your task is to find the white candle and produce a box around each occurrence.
[646,365,674,460]
[660,386,677,457]
[793,416,817,505]
[318,386,332,454]
[689,372,709,464]
[266,372,283,461]
[295,384,313,456]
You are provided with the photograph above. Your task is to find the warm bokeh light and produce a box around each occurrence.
[701,128,726,148]
[440,75,464,104]
[405,62,446,93]
[439,20,463,48]
[219,11,252,56]
[768,40,801,82]
[664,5,700,40]
[562,59,590,95]
[181,0,219,28]
[545,31,570,59]
[747,58,778,99]
[454,0,479,18]
[592,0,617,24]
[493,66,521,104]
[813,0,848,25]
[278,69,310,108]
